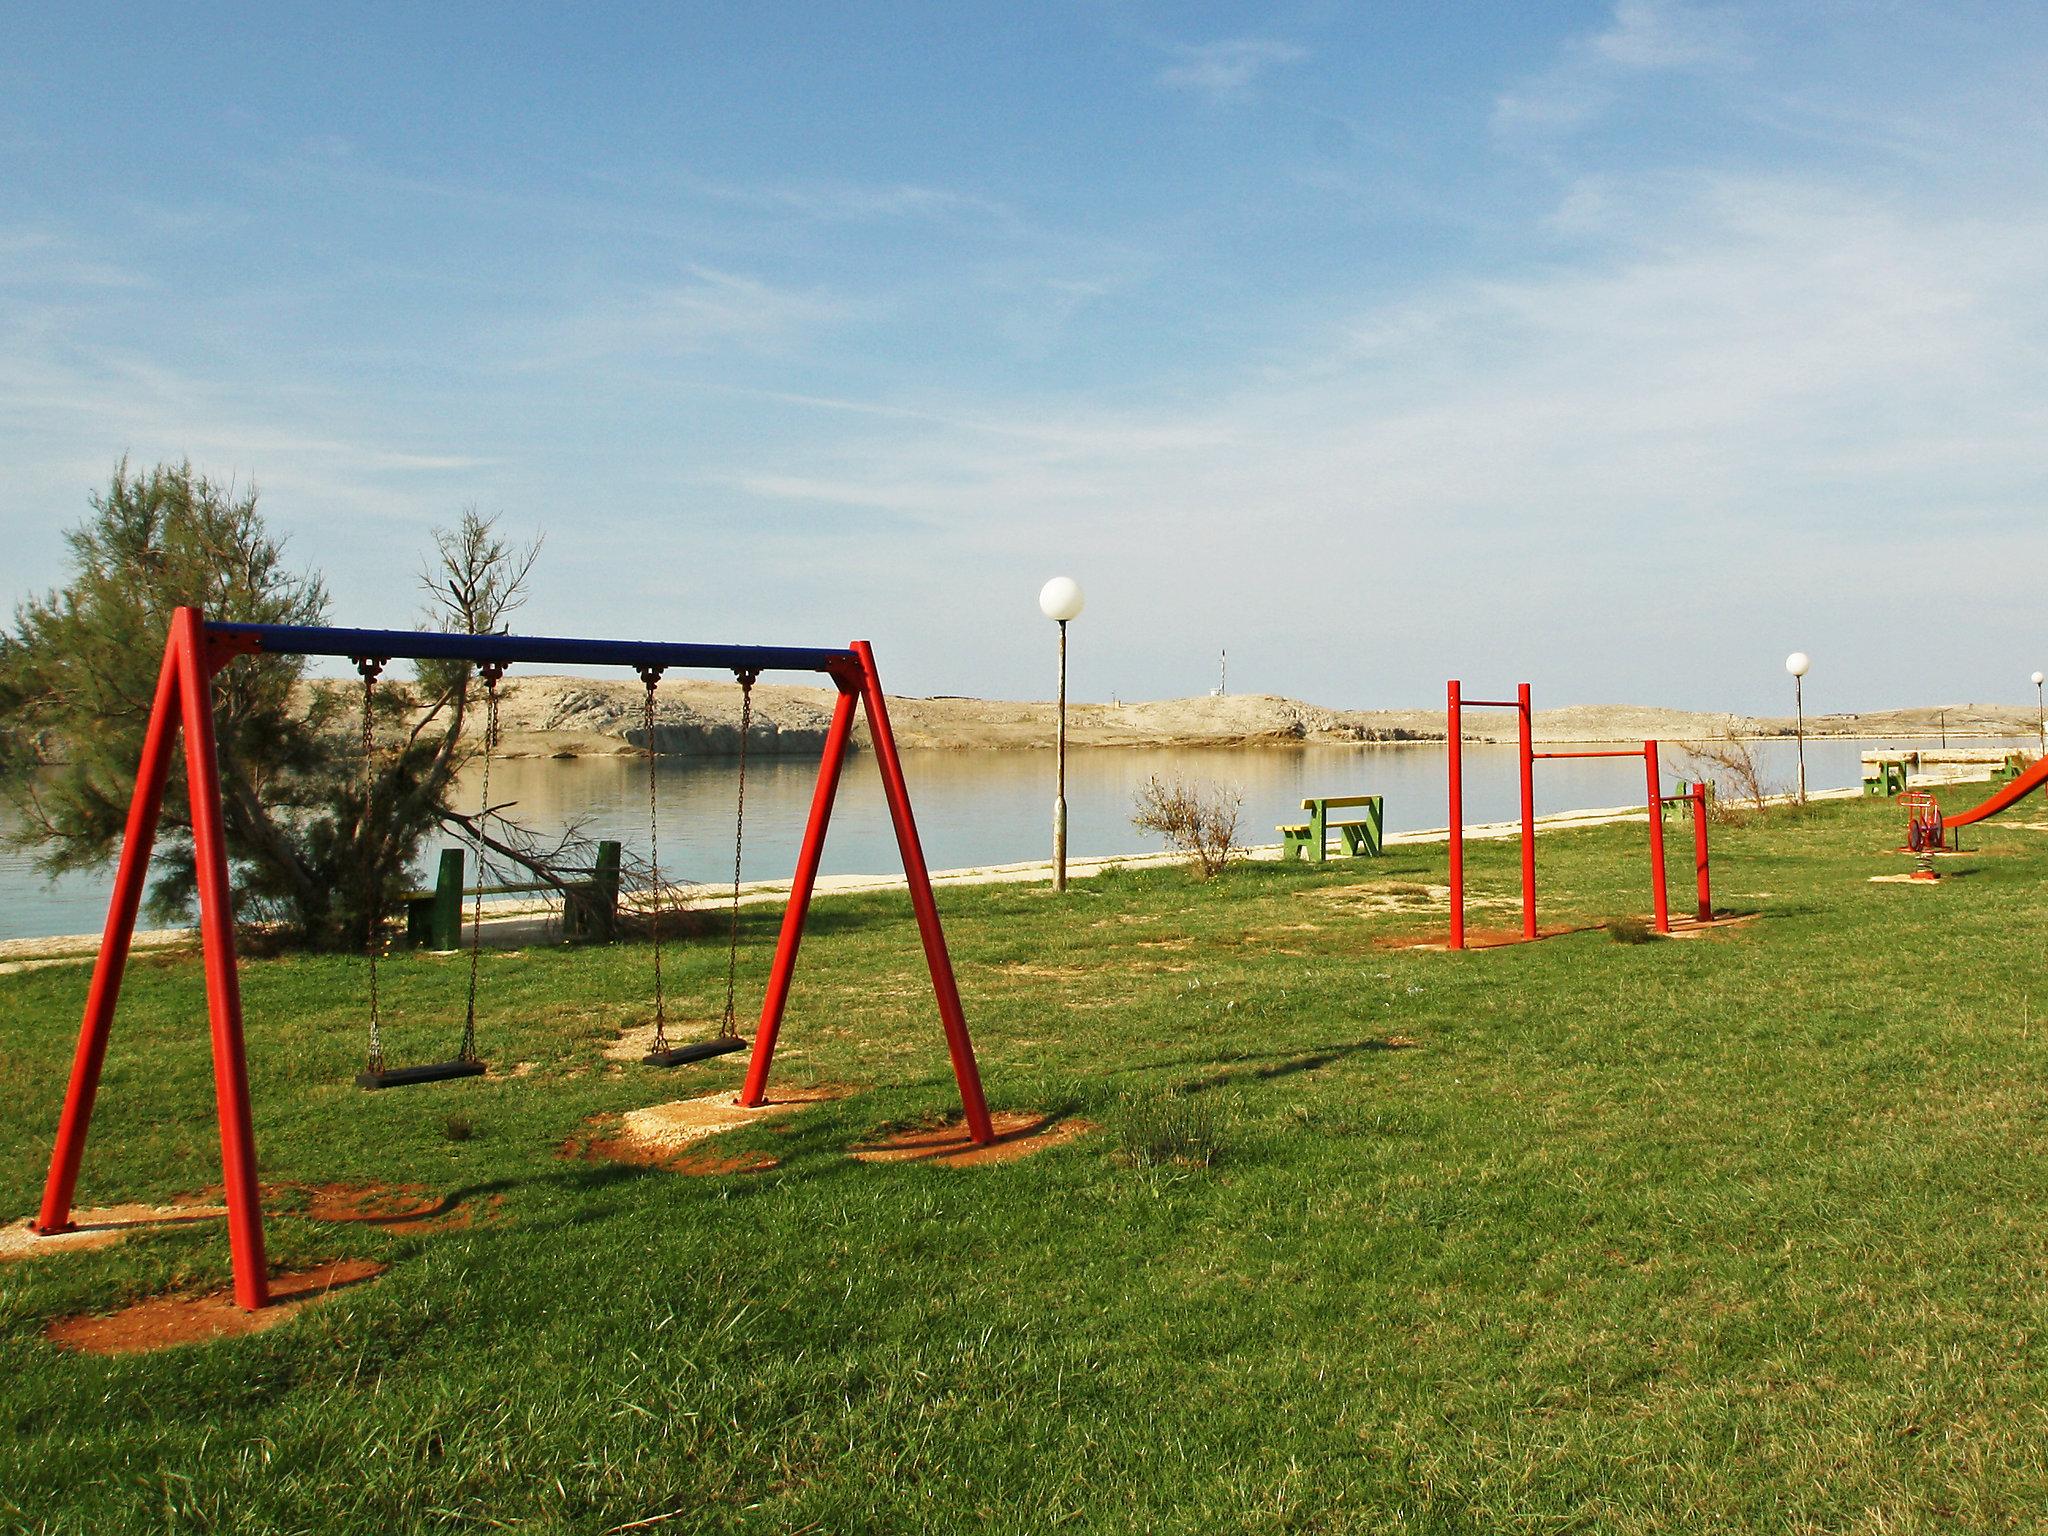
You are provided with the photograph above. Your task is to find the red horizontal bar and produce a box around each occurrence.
[1460,698,1527,709]
[1531,749,1642,760]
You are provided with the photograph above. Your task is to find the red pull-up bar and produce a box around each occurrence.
[1447,680,1683,947]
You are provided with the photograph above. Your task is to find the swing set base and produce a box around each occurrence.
[643,1036,749,1068]
[356,1058,489,1091]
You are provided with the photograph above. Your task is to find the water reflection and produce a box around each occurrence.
[1,735,2025,941]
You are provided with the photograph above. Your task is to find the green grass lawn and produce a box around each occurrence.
[6,796,2048,1533]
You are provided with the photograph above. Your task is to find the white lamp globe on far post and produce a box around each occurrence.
[1039,577,1085,624]
[1039,577,1085,892]
[1786,652,1811,803]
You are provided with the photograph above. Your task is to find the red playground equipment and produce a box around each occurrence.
[1939,753,2048,835]
[1445,681,1711,949]
[32,608,994,1309]
[1902,790,1947,852]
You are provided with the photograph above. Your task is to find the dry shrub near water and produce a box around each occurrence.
[1682,732,1773,820]
[1131,776,1243,877]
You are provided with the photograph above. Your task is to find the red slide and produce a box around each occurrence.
[1943,755,2048,830]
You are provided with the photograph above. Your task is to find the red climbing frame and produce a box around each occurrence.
[33,608,993,1309]
[1446,681,1706,947]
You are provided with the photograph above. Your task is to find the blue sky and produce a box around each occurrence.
[3,1,2046,712]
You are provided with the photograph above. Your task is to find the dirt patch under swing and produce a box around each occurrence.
[562,1085,852,1172]
[44,1259,387,1356]
[4,1181,493,1263]
[281,1182,499,1233]
[0,1200,228,1261]
[849,1110,1094,1167]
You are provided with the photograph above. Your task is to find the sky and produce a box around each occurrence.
[3,0,2046,713]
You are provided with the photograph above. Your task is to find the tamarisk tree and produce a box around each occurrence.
[0,460,545,947]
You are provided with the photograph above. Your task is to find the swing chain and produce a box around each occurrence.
[637,666,668,1053]
[353,656,389,1076]
[460,663,505,1065]
[721,670,760,1036]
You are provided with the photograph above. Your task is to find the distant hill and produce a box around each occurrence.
[312,677,2040,757]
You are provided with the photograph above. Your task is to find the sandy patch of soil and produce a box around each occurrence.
[279,1182,497,1234]
[5,1181,491,1263]
[992,962,1090,980]
[1658,912,1763,939]
[666,1148,782,1176]
[1,1200,228,1262]
[849,1110,1093,1167]
[563,1085,850,1170]
[1389,923,1599,951]
[1868,872,1945,884]
[44,1259,386,1355]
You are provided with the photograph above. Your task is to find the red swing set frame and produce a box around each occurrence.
[1445,680,1711,949]
[32,607,994,1309]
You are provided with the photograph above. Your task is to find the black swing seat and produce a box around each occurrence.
[356,1057,489,1090]
[642,1036,749,1068]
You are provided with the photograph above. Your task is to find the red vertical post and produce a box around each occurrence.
[1691,782,1712,922]
[1644,740,1670,935]
[1517,682,1536,941]
[35,632,185,1235]
[849,640,994,1143]
[1447,680,1464,950]
[739,681,858,1108]
[174,609,269,1310]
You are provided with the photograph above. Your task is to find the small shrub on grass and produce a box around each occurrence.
[1112,1090,1226,1169]
[442,1113,476,1142]
[1607,916,1656,944]
[1682,732,1773,821]
[1131,777,1243,878]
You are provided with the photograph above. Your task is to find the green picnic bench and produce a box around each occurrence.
[1862,760,1908,797]
[405,840,624,949]
[1278,794,1384,862]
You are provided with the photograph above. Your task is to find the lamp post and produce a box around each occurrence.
[1786,652,1811,803]
[2033,671,2044,756]
[1039,577,1085,892]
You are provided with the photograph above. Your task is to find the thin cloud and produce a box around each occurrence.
[1495,0,1744,137]
[1158,38,1307,104]
[521,266,859,370]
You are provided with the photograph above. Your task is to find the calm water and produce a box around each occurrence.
[0,736,2023,942]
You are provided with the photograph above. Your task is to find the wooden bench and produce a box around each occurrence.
[405,841,623,949]
[1278,794,1384,862]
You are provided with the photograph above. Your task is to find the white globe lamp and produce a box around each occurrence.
[1039,577,1085,624]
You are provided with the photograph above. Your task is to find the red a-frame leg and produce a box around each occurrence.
[739,642,993,1144]
[34,607,270,1309]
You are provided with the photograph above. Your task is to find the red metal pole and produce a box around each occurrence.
[1447,680,1464,950]
[1644,740,1669,935]
[738,681,858,1107]
[1691,781,1711,922]
[1517,682,1536,941]
[849,640,994,1143]
[174,608,269,1310]
[34,631,185,1235]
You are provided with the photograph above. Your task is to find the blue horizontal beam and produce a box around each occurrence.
[206,621,858,678]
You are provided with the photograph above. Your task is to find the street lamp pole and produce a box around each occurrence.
[1039,577,1085,892]
[1786,652,1811,803]
[2033,671,2044,756]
